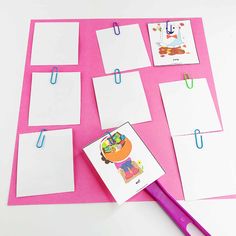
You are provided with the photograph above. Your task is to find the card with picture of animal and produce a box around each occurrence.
[83,122,164,204]
[148,20,199,66]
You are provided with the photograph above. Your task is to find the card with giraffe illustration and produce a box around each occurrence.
[148,20,199,66]
[83,122,164,204]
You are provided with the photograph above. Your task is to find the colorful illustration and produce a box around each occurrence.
[152,22,190,57]
[100,132,143,183]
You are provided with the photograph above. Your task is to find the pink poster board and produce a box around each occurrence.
[8,18,222,205]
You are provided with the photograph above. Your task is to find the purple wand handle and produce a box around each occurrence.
[146,181,211,236]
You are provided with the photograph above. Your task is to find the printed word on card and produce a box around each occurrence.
[148,20,199,66]
[96,24,151,74]
[93,71,152,129]
[172,131,236,200]
[159,78,221,136]
[17,129,74,197]
[84,122,164,204]
[31,22,79,65]
[29,72,81,126]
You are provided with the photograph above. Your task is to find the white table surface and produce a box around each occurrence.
[1,0,236,235]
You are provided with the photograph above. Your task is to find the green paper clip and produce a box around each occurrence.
[184,73,193,89]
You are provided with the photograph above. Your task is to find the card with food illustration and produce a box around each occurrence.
[148,20,199,66]
[83,122,164,204]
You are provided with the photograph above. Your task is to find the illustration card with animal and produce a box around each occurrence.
[148,20,199,66]
[83,122,164,204]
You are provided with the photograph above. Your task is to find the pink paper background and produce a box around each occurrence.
[8,18,223,205]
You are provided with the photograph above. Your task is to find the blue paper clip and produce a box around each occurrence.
[184,73,194,89]
[194,129,203,149]
[113,22,120,35]
[166,21,174,34]
[114,68,121,84]
[36,129,46,148]
[104,131,115,144]
[50,66,58,85]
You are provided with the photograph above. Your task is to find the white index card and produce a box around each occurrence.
[29,72,81,126]
[159,78,221,136]
[96,24,151,74]
[93,71,152,129]
[31,22,79,65]
[17,129,74,197]
[172,131,236,200]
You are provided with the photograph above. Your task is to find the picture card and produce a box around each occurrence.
[17,129,74,197]
[96,24,151,74]
[148,20,199,66]
[159,78,221,136]
[29,72,81,126]
[84,122,164,204]
[93,71,152,129]
[172,131,236,200]
[31,22,79,65]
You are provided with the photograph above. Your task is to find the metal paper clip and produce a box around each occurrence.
[104,131,115,144]
[36,129,46,148]
[114,68,121,84]
[184,73,194,89]
[113,22,120,35]
[194,129,203,149]
[166,21,174,34]
[50,66,58,85]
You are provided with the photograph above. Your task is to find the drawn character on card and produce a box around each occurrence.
[153,22,190,56]
[100,132,143,183]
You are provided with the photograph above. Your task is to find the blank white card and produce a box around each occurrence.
[159,78,222,136]
[17,129,74,197]
[29,72,81,126]
[31,22,79,65]
[172,131,236,200]
[96,24,151,74]
[93,71,152,129]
